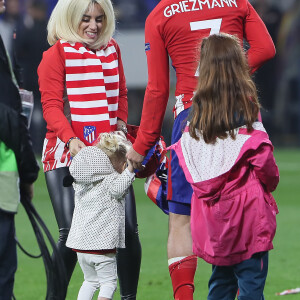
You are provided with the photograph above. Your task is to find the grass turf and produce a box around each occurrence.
[14,148,300,299]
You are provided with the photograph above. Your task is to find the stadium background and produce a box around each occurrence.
[0,0,299,299]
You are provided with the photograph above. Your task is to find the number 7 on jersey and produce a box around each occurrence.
[190,18,222,76]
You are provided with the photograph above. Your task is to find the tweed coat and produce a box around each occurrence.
[66,146,135,250]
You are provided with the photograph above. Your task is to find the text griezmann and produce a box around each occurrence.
[164,0,238,17]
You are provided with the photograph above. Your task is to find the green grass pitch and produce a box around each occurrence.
[14,148,300,299]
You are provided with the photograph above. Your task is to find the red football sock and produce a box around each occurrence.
[168,255,197,300]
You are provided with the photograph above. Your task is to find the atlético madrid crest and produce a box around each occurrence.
[83,126,96,144]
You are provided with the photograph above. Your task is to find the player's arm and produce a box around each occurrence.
[244,2,276,73]
[132,17,170,157]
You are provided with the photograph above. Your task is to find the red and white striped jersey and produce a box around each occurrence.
[133,0,275,156]
[38,39,128,172]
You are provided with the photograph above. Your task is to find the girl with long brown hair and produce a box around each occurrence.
[189,33,260,144]
[169,33,279,299]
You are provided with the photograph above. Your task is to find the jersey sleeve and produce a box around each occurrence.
[133,17,170,156]
[244,2,276,73]
[38,42,75,143]
[113,40,128,123]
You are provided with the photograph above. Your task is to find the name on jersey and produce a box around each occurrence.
[164,0,237,17]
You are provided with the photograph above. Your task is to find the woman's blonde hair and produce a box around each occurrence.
[97,132,131,168]
[189,33,260,144]
[47,0,115,49]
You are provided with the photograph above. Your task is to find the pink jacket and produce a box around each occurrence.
[169,122,279,266]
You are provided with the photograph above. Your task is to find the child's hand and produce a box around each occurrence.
[127,159,134,173]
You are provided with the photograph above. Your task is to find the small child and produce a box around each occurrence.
[169,33,279,299]
[66,131,135,300]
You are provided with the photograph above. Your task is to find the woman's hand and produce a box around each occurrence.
[69,139,86,157]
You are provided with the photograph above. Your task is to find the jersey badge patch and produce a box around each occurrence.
[83,126,96,144]
[145,43,151,51]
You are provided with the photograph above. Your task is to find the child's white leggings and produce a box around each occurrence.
[77,252,117,299]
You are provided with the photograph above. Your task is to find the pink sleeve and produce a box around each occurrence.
[244,2,276,73]
[113,40,128,123]
[249,143,279,192]
[38,42,76,143]
[133,16,170,156]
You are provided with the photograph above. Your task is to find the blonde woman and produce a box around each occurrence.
[38,1,141,299]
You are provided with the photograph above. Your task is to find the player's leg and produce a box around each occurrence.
[168,212,193,258]
[168,211,197,300]
[167,108,197,300]
[117,185,141,300]
[234,252,268,300]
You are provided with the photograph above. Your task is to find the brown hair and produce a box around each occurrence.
[189,33,260,144]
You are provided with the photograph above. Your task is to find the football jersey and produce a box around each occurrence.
[133,0,275,156]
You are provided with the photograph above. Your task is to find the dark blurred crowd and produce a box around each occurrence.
[0,0,49,154]
[251,0,300,146]
[0,0,299,153]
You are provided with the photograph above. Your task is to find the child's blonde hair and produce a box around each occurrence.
[96,131,131,169]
